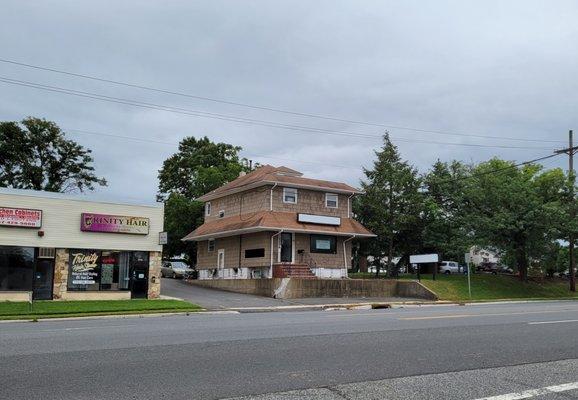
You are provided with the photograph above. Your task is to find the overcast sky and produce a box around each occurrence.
[2,1,577,204]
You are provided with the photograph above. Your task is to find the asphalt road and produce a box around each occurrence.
[1,301,578,399]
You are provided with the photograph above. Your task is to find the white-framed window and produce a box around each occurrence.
[325,193,338,208]
[208,239,215,252]
[218,210,225,218]
[283,187,298,204]
[205,202,211,216]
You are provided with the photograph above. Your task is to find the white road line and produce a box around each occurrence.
[0,324,138,334]
[528,319,578,325]
[474,381,578,400]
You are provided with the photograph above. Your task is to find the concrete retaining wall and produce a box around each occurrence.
[0,291,31,302]
[188,279,438,301]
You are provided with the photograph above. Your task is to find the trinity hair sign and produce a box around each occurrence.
[0,207,42,228]
[81,213,150,235]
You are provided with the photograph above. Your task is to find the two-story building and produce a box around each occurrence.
[182,165,375,279]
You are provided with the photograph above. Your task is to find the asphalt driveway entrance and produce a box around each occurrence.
[161,278,422,310]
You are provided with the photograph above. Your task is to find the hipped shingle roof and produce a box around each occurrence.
[182,211,375,241]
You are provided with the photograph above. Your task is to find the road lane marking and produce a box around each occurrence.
[473,381,578,400]
[528,319,578,325]
[399,309,578,321]
[0,324,138,335]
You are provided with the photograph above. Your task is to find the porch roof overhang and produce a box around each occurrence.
[181,211,376,242]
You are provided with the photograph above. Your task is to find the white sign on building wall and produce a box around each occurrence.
[0,207,42,228]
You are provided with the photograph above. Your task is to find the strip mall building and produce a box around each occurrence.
[0,188,164,301]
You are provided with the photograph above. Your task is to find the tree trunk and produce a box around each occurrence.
[388,236,395,278]
[515,246,528,282]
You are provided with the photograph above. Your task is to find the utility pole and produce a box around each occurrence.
[555,130,577,292]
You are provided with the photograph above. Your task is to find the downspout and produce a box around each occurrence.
[270,230,283,278]
[270,183,278,211]
[347,192,355,218]
[343,235,355,278]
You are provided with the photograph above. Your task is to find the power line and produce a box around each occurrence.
[432,153,561,185]
[0,76,556,151]
[64,128,362,171]
[0,57,565,144]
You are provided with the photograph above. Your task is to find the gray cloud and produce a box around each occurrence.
[1,0,576,203]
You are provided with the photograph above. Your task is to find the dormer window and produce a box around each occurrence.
[325,193,338,208]
[205,202,211,216]
[218,210,225,218]
[283,187,298,204]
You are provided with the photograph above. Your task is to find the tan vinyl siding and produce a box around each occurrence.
[197,232,275,269]
[204,189,269,223]
[272,187,349,218]
[294,234,351,268]
[240,232,273,268]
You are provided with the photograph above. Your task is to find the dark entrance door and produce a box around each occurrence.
[130,252,149,299]
[280,232,293,263]
[33,259,54,300]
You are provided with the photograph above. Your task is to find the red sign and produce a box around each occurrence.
[0,207,42,228]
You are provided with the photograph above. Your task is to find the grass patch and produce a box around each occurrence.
[349,272,578,302]
[0,299,202,320]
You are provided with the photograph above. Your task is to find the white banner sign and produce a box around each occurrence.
[410,254,440,264]
[0,207,42,228]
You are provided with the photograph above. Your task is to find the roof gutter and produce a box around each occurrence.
[347,192,355,218]
[185,226,376,241]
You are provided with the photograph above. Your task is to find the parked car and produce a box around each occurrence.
[439,261,460,274]
[161,260,194,279]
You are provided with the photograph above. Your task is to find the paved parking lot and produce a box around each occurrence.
[161,278,417,310]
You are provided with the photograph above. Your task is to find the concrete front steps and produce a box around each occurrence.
[272,263,316,279]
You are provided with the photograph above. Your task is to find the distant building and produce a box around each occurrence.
[183,165,375,279]
[465,246,500,266]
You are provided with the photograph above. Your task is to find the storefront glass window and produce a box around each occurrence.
[0,246,34,291]
[68,250,101,291]
[67,250,148,291]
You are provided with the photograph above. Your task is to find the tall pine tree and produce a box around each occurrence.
[355,133,423,277]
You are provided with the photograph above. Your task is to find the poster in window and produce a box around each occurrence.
[316,239,332,250]
[101,263,114,285]
[70,251,100,285]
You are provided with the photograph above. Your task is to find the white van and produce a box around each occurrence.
[439,261,460,274]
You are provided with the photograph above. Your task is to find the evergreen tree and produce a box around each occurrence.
[355,133,423,277]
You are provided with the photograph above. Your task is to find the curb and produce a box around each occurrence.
[0,309,239,323]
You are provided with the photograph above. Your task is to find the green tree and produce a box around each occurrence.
[422,160,471,262]
[0,117,106,192]
[158,136,247,200]
[355,133,423,277]
[463,159,566,281]
[158,136,249,260]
